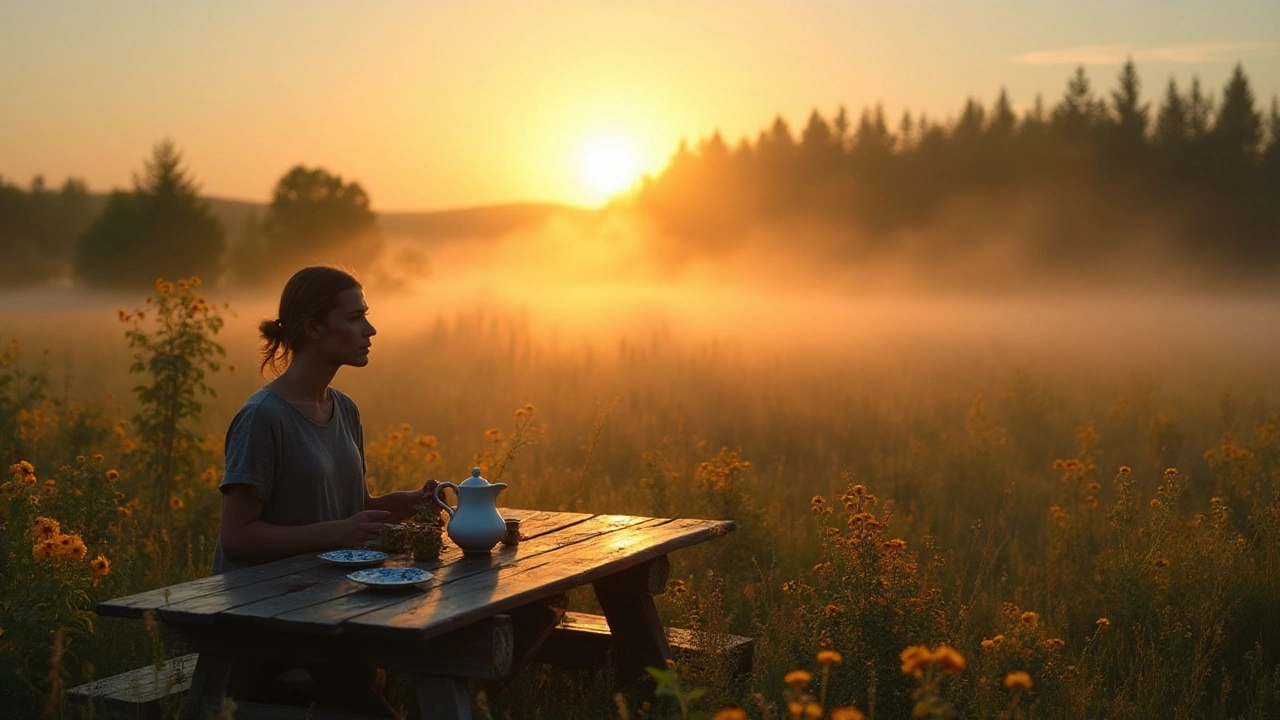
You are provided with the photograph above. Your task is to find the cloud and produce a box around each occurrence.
[1010,40,1275,66]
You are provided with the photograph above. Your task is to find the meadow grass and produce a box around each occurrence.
[3,283,1280,718]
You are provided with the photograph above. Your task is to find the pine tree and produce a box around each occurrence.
[1109,59,1150,152]
[1154,77,1189,149]
[989,89,1018,141]
[1053,66,1102,141]
[1185,76,1214,141]
[75,140,225,289]
[1212,63,1263,161]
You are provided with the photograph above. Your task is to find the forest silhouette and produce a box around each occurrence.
[1,61,1278,292]
[634,61,1280,291]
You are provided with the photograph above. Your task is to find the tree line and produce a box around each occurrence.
[0,140,379,290]
[635,61,1280,284]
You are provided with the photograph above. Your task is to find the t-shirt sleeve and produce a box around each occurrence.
[220,405,278,503]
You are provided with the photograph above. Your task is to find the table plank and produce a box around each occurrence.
[108,510,591,625]
[346,517,734,639]
[266,514,661,635]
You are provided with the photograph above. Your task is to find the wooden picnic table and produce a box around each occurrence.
[95,509,735,720]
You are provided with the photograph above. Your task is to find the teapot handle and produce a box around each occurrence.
[433,482,459,518]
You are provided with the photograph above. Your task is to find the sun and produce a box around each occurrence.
[578,131,641,201]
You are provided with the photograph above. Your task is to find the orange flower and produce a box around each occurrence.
[804,703,822,719]
[900,645,934,677]
[29,516,60,540]
[714,710,747,720]
[934,645,966,674]
[817,650,843,666]
[105,469,120,481]
[1119,466,1131,474]
[32,539,58,562]
[1019,611,1039,628]
[90,554,111,576]
[1004,671,1033,690]
[830,709,865,720]
[1096,617,1110,628]
[784,669,813,688]
[170,496,185,510]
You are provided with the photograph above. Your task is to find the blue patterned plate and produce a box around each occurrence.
[347,567,433,589]
[318,549,387,568]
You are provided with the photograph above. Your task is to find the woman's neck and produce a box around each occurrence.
[270,354,339,405]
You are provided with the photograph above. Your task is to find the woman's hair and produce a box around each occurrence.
[259,266,362,376]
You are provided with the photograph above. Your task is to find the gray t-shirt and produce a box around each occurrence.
[212,386,367,574]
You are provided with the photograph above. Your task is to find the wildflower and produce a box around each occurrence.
[33,539,58,561]
[29,516,60,540]
[0,482,17,497]
[1096,617,1110,628]
[1042,638,1065,650]
[804,703,823,719]
[116,506,132,518]
[1088,482,1101,493]
[1053,459,1064,470]
[200,467,217,483]
[415,434,437,448]
[117,308,130,323]
[830,709,865,720]
[92,454,104,462]
[788,702,805,718]
[44,478,56,489]
[90,554,111,576]
[76,455,86,463]
[1164,468,1178,476]
[934,645,965,674]
[484,428,502,440]
[670,580,687,595]
[714,710,748,720]
[812,495,825,506]
[170,496,185,510]
[817,650,843,666]
[784,670,813,688]
[1084,496,1098,509]
[824,604,843,617]
[1119,466,1131,474]
[1004,671,1033,690]
[883,538,907,550]
[21,473,36,486]
[1150,499,1164,509]
[1019,611,1039,628]
[781,581,796,593]
[1154,557,1169,568]
[900,645,934,678]
[10,460,35,477]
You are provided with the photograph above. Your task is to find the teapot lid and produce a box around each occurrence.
[459,467,492,488]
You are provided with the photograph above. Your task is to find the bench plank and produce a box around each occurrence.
[67,653,198,707]
[537,612,755,676]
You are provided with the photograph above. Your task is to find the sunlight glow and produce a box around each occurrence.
[578,131,641,202]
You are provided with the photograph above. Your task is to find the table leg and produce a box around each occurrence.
[593,558,672,682]
[182,653,233,720]
[415,674,472,720]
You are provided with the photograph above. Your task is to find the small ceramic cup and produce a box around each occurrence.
[501,517,522,545]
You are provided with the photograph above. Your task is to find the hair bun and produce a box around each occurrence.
[259,318,286,341]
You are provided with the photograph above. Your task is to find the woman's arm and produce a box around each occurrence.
[219,485,392,564]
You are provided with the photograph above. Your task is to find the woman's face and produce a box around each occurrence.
[313,287,377,367]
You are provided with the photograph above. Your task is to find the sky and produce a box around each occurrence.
[2,1,1278,212]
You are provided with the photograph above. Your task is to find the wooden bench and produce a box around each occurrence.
[535,611,755,677]
[67,653,197,717]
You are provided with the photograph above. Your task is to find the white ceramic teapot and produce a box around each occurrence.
[433,468,508,554]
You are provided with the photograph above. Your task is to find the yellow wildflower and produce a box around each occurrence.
[484,428,502,440]
[824,604,843,617]
[830,709,865,720]
[170,496,185,510]
[934,645,965,674]
[1096,617,1110,628]
[90,554,111,576]
[788,702,805,718]
[29,516,60,540]
[1004,671,1033,690]
[1119,466,1131,474]
[92,454,104,462]
[812,495,825,506]
[1019,611,1039,628]
[116,506,131,518]
[33,539,58,562]
[804,702,823,719]
[784,670,813,688]
[817,650,843,666]
[415,434,437,448]
[900,645,934,678]
[883,538,907,549]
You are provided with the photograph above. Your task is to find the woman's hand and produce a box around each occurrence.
[367,479,440,522]
[334,509,393,547]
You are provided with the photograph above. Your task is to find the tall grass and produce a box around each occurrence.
[3,282,1280,718]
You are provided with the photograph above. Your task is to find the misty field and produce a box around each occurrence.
[5,274,1280,719]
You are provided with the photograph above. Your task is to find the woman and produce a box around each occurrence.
[212,266,431,714]
[214,265,433,573]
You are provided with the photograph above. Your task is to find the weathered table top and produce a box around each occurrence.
[96,509,734,642]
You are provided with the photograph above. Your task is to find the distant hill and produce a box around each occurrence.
[86,194,588,247]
